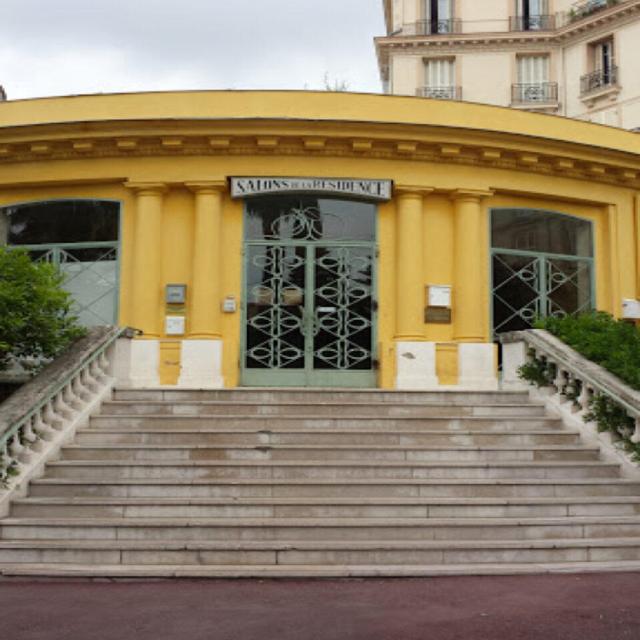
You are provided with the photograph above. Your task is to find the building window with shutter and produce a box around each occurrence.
[513,0,553,31]
[581,37,617,95]
[421,0,456,34]
[513,55,557,104]
[418,58,459,100]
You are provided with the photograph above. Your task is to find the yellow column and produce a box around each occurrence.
[126,182,166,337]
[186,182,226,338]
[395,187,433,340]
[452,189,493,343]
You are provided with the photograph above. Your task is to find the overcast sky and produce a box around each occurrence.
[0,0,385,100]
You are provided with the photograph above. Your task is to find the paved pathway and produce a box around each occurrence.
[2,572,640,639]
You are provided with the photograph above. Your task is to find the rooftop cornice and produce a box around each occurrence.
[0,117,637,191]
[375,0,640,64]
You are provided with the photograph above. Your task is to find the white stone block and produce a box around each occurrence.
[128,340,160,388]
[178,339,224,389]
[501,341,528,390]
[395,341,439,390]
[458,343,498,390]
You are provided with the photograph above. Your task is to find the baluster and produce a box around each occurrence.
[22,415,38,444]
[81,363,100,393]
[89,360,106,388]
[54,386,75,418]
[0,440,11,485]
[578,382,591,413]
[34,407,56,441]
[631,417,640,444]
[72,372,92,403]
[553,365,567,397]
[568,376,582,413]
[62,382,82,411]
[98,353,111,382]
[9,431,26,462]
[44,398,66,430]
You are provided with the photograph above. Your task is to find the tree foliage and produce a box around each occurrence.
[0,247,85,372]
[535,312,640,390]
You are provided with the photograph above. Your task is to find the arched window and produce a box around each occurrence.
[1,200,120,326]
[491,208,594,337]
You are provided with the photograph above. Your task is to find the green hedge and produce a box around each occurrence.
[536,312,640,390]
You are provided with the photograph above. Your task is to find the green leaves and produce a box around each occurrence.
[536,312,640,390]
[0,247,85,373]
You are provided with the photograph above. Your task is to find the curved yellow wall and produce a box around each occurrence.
[0,91,638,388]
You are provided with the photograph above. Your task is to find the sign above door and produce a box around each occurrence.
[230,177,393,202]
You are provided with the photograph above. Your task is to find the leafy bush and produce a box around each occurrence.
[0,247,85,373]
[536,312,640,390]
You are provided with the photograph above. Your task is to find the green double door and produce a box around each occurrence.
[241,196,377,387]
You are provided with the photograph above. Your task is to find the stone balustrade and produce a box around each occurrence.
[501,328,640,474]
[0,326,128,515]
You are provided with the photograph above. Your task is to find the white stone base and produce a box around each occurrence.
[177,339,224,389]
[115,339,160,388]
[501,341,529,390]
[458,343,499,390]
[395,341,439,390]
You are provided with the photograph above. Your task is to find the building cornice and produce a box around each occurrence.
[0,118,637,191]
[375,0,640,68]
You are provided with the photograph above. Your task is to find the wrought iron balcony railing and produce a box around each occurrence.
[413,19,462,35]
[580,66,618,95]
[417,86,462,100]
[509,14,556,31]
[511,82,559,104]
[569,0,620,22]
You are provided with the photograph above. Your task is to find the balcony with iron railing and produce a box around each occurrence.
[416,86,462,100]
[580,65,618,96]
[509,14,556,31]
[406,19,463,36]
[568,0,620,22]
[511,82,559,105]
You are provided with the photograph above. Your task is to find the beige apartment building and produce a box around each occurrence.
[376,0,640,129]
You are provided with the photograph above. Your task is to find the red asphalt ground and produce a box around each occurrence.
[2,572,640,639]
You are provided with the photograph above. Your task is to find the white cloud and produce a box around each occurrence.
[0,0,384,99]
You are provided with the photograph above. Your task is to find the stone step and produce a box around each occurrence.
[100,401,547,418]
[2,516,640,541]
[58,444,600,464]
[74,428,582,447]
[30,478,640,499]
[112,389,531,405]
[42,460,619,481]
[5,560,640,578]
[89,415,563,431]
[11,496,640,519]
[1,538,640,566]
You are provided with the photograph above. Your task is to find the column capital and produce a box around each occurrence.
[185,181,227,194]
[450,189,494,203]
[395,185,435,198]
[124,182,168,195]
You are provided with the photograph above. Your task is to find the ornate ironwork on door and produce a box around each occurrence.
[243,196,377,387]
[491,209,594,338]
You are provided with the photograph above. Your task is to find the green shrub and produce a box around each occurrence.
[0,247,85,373]
[535,312,640,390]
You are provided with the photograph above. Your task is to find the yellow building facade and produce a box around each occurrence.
[0,91,639,390]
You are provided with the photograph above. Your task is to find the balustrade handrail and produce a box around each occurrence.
[0,326,127,455]
[501,329,640,423]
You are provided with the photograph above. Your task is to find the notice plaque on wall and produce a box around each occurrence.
[230,177,393,202]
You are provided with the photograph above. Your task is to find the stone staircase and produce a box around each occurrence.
[2,388,640,577]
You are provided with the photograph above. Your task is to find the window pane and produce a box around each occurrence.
[491,209,593,257]
[245,196,376,242]
[5,200,119,245]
